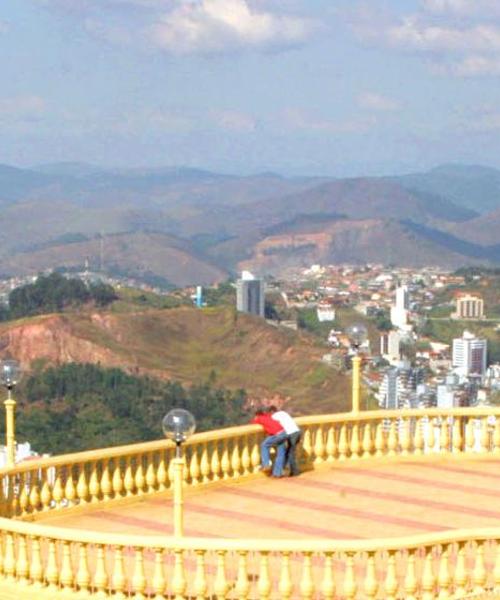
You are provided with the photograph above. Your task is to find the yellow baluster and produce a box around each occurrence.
[157,452,168,491]
[111,461,124,499]
[146,453,157,493]
[314,426,326,464]
[374,422,386,457]
[45,539,59,590]
[40,470,52,510]
[124,456,136,496]
[89,461,101,502]
[465,420,475,454]
[241,437,251,475]
[480,418,489,452]
[235,551,250,599]
[400,418,411,456]
[257,552,271,600]
[94,545,109,598]
[404,549,418,600]
[60,541,74,590]
[76,543,91,595]
[343,553,357,600]
[437,544,451,599]
[65,469,77,506]
[362,423,373,458]
[76,467,89,504]
[387,420,398,456]
[135,457,146,495]
[493,419,500,454]
[453,542,468,597]
[440,420,450,454]
[18,475,29,516]
[338,424,349,460]
[414,417,424,455]
[211,443,221,481]
[326,426,336,462]
[193,549,208,600]
[3,533,15,580]
[214,550,229,599]
[251,436,261,473]
[187,450,199,487]
[101,460,113,500]
[16,535,29,583]
[30,537,44,588]
[452,418,463,454]
[111,546,127,600]
[385,550,398,600]
[171,548,186,600]
[428,418,438,453]
[200,444,211,483]
[494,541,500,594]
[221,441,231,480]
[132,547,147,599]
[231,442,241,478]
[300,552,314,599]
[421,546,436,600]
[301,427,313,465]
[364,551,378,600]
[473,541,487,593]
[321,552,336,600]
[29,476,41,513]
[278,552,293,599]
[52,472,64,507]
[350,423,361,458]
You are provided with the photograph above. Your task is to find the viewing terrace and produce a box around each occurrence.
[0,407,499,599]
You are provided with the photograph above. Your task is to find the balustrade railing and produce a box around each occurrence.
[0,407,498,598]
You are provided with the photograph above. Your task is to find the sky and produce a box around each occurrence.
[1,0,500,176]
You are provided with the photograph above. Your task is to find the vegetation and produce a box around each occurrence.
[6,272,117,320]
[203,280,235,307]
[12,363,249,455]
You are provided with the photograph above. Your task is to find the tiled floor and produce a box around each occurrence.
[39,457,500,540]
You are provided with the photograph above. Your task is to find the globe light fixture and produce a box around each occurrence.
[346,324,367,414]
[162,408,196,456]
[162,408,196,537]
[346,323,368,351]
[0,359,21,468]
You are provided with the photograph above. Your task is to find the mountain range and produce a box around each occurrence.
[0,162,499,284]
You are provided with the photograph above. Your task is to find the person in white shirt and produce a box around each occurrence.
[269,405,301,476]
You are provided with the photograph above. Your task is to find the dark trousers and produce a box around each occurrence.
[285,430,302,476]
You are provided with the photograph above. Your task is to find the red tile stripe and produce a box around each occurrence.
[288,476,500,521]
[411,461,500,481]
[220,485,446,533]
[148,498,355,538]
[337,466,500,499]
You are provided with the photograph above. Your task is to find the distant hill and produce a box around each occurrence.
[396,164,500,214]
[0,161,499,281]
[0,305,350,413]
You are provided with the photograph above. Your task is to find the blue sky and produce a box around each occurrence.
[1,0,500,176]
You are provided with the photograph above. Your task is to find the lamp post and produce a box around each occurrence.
[0,360,21,468]
[162,408,196,537]
[346,324,368,414]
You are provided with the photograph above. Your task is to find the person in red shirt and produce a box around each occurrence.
[251,409,287,477]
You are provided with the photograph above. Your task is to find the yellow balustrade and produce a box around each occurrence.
[0,408,497,598]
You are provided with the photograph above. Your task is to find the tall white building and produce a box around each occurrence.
[380,331,401,364]
[236,271,265,318]
[452,330,487,377]
[390,285,410,330]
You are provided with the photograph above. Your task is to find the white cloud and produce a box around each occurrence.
[358,92,399,112]
[422,0,500,17]
[386,18,500,53]
[149,0,316,54]
[212,110,256,132]
[451,55,500,76]
[0,96,46,120]
[281,107,376,134]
